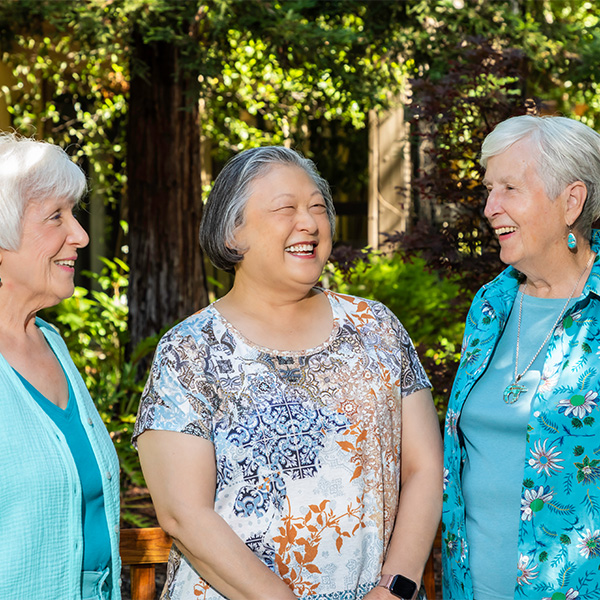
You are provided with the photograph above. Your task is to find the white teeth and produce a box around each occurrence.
[496,227,517,236]
[55,260,75,267]
[285,244,314,253]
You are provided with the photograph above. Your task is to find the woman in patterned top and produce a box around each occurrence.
[134,146,442,600]
[442,115,600,600]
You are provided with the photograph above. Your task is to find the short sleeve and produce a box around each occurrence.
[132,325,219,447]
[366,300,431,397]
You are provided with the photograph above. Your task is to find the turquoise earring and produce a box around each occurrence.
[567,227,577,250]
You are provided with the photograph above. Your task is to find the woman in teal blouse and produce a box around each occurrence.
[443,115,600,600]
[0,134,121,599]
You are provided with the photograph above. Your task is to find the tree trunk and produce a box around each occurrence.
[127,34,207,351]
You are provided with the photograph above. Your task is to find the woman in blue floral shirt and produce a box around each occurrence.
[443,115,600,600]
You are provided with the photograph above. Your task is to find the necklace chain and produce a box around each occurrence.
[504,252,595,405]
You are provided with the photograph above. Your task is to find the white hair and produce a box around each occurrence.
[481,115,600,239]
[0,133,87,250]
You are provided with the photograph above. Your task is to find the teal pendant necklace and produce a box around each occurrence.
[503,252,595,405]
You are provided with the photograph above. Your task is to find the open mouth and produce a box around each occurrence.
[285,243,317,256]
[55,259,75,268]
[495,226,517,238]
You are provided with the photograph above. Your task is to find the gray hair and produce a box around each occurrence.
[0,133,87,250]
[200,146,336,272]
[481,115,600,239]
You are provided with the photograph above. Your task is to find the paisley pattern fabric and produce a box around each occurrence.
[443,231,600,600]
[134,290,429,600]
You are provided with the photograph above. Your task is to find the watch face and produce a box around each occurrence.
[389,574,418,599]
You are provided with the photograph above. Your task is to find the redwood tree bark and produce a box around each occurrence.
[127,34,207,351]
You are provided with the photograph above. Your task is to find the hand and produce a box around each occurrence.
[362,586,392,600]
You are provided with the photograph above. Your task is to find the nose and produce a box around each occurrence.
[69,214,90,249]
[483,187,501,221]
[296,207,318,233]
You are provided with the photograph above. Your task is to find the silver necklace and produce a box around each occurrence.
[503,252,595,404]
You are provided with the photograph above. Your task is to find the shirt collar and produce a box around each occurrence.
[479,228,600,319]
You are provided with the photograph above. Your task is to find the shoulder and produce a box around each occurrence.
[34,317,70,359]
[466,266,519,318]
[157,304,221,348]
[324,289,396,324]
[34,317,60,337]
[324,289,415,351]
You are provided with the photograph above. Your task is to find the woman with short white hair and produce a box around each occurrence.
[0,134,121,600]
[443,115,600,600]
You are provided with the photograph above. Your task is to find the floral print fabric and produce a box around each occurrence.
[442,231,600,600]
[134,290,429,600]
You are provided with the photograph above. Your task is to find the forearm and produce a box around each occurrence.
[381,466,442,583]
[161,506,297,600]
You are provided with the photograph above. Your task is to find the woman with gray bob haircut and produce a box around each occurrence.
[443,114,600,600]
[0,133,121,599]
[135,145,442,600]
[200,145,336,272]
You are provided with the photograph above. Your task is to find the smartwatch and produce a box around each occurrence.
[377,574,419,600]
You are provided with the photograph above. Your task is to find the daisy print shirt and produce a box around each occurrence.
[133,290,430,600]
[442,230,600,600]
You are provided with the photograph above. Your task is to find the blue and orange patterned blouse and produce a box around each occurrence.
[443,231,600,600]
[133,290,430,600]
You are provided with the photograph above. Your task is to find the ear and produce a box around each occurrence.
[565,181,587,226]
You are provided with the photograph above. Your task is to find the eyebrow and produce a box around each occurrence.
[271,190,324,201]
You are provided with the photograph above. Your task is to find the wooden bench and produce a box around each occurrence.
[120,527,172,600]
[120,525,442,600]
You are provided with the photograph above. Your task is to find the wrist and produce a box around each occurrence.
[377,574,419,600]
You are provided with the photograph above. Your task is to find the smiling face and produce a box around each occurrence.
[232,164,333,294]
[483,137,571,276]
[0,196,89,310]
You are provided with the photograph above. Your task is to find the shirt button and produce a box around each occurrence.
[106,471,112,480]
[114,525,119,534]
[88,417,94,426]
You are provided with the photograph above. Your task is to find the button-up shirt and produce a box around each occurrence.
[443,230,600,600]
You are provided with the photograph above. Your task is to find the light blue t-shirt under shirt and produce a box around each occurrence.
[14,370,111,573]
[460,291,577,600]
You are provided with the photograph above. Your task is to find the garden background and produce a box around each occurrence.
[1,0,599,526]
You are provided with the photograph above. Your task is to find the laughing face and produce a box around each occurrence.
[232,164,333,293]
[0,196,89,310]
[483,137,570,276]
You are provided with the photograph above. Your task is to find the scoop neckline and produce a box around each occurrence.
[209,289,340,357]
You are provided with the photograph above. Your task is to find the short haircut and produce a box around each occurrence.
[481,115,600,239]
[0,133,87,250]
[200,146,336,272]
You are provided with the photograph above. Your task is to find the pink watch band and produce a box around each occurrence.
[378,574,395,590]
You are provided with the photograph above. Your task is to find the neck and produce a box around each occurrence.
[0,296,39,337]
[521,246,595,299]
[214,276,332,352]
[221,276,319,320]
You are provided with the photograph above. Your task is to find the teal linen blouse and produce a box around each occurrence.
[15,370,112,572]
[0,318,121,599]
